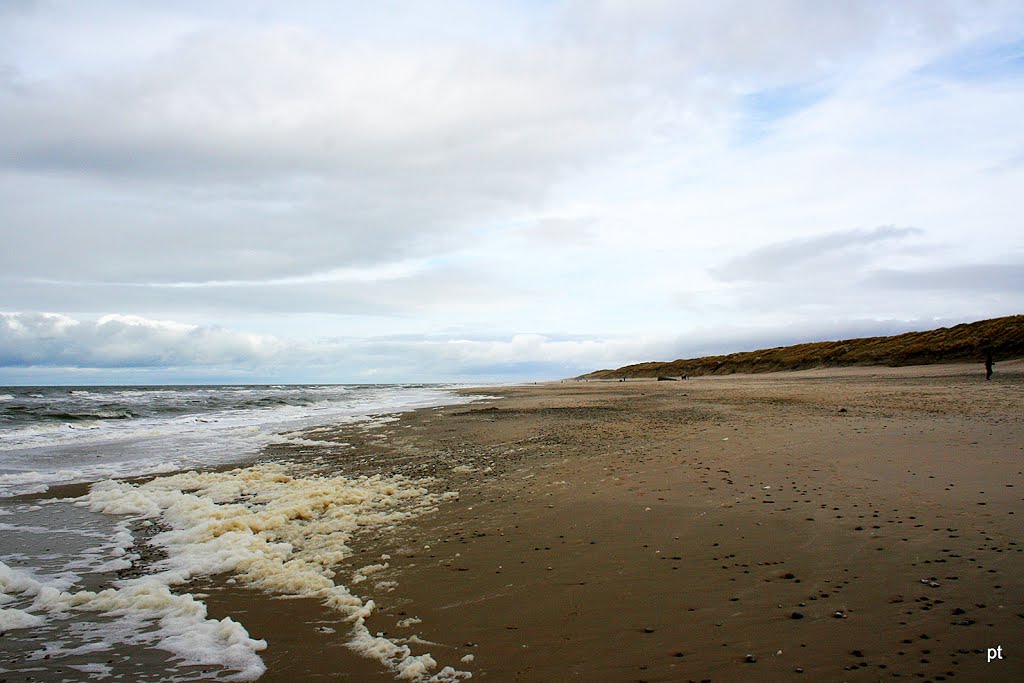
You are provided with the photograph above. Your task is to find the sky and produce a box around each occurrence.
[1,1,1023,384]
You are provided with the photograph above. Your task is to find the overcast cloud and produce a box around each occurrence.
[1,1,1023,383]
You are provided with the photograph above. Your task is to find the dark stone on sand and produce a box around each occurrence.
[791,612,805,619]
[952,607,966,615]
[744,654,757,663]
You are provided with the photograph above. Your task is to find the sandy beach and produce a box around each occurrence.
[4,362,1021,681]
[186,361,1022,682]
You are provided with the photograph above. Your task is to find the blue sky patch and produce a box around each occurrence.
[734,82,827,145]
[917,37,1024,82]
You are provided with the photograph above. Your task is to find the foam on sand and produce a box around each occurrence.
[22,462,470,681]
[0,557,267,681]
[0,605,44,630]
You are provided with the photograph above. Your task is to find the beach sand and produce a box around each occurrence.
[10,363,1022,681]
[201,361,1022,681]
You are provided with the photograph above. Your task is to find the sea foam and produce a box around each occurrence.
[1,463,471,680]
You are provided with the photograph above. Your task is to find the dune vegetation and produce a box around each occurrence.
[579,315,1024,379]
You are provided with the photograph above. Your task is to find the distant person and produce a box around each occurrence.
[985,350,994,380]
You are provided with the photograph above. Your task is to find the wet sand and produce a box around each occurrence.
[195,361,1023,682]
[14,363,1021,682]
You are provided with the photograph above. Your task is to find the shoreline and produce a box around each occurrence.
[6,363,1023,680]
[0,386,487,682]
[207,361,1024,680]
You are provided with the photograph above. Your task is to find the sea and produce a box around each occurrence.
[0,384,481,682]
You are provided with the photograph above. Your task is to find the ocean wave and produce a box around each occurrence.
[0,461,182,498]
[0,385,478,496]
[48,409,136,421]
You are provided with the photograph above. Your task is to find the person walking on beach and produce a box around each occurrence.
[985,350,994,380]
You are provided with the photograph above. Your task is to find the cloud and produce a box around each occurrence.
[515,216,598,248]
[562,1,967,83]
[0,311,672,382]
[0,25,624,185]
[0,20,633,286]
[0,260,517,319]
[0,309,689,381]
[867,263,1024,292]
[1,311,994,384]
[24,258,432,290]
[0,312,282,368]
[1,4,1023,383]
[710,226,923,282]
